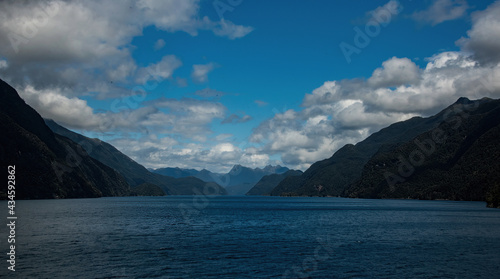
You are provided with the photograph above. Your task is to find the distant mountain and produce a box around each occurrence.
[153,164,289,195]
[345,98,500,208]
[153,167,200,178]
[271,97,500,208]
[45,119,227,196]
[0,79,129,199]
[246,170,303,196]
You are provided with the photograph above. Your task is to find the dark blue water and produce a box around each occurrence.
[1,196,500,278]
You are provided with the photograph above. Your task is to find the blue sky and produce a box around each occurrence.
[1,0,500,172]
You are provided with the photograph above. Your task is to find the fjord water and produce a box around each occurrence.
[4,196,500,278]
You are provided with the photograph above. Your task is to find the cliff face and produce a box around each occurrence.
[0,79,129,199]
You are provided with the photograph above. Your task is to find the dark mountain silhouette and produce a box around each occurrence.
[129,183,166,196]
[271,107,448,197]
[152,167,201,178]
[246,170,303,196]
[0,79,129,199]
[271,97,500,207]
[345,98,500,208]
[154,164,289,195]
[45,119,227,196]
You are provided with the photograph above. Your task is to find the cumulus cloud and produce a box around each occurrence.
[110,137,270,173]
[412,0,469,26]
[147,97,227,138]
[368,57,421,88]
[0,0,252,98]
[191,63,216,83]
[18,83,233,150]
[457,1,500,65]
[19,85,102,129]
[252,51,500,170]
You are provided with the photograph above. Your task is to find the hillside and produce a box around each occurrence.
[45,119,227,196]
[0,79,129,199]
[345,98,500,208]
[246,170,303,196]
[271,97,500,207]
[271,106,449,197]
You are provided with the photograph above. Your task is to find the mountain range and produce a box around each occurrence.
[154,164,290,195]
[1,77,499,207]
[0,79,130,199]
[45,119,227,196]
[246,170,303,196]
[270,97,500,208]
[0,78,226,198]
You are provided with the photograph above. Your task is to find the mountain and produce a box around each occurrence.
[45,119,227,196]
[152,167,201,178]
[246,170,303,196]
[0,79,129,199]
[153,164,289,195]
[271,97,500,208]
[271,107,449,197]
[129,183,166,196]
[345,98,500,208]
[220,164,290,195]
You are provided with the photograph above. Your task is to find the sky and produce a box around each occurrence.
[1,0,500,173]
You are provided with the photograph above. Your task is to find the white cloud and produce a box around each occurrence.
[17,84,235,146]
[0,0,252,99]
[368,57,421,88]
[412,0,469,26]
[251,52,500,170]
[209,18,254,40]
[368,0,403,24]
[191,63,216,83]
[19,85,102,129]
[302,81,343,107]
[456,1,500,65]
[135,55,182,84]
[149,97,227,137]
[425,51,477,70]
[110,138,271,173]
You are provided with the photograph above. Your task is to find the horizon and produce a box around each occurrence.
[1,0,500,173]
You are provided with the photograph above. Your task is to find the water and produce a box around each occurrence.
[1,196,500,278]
